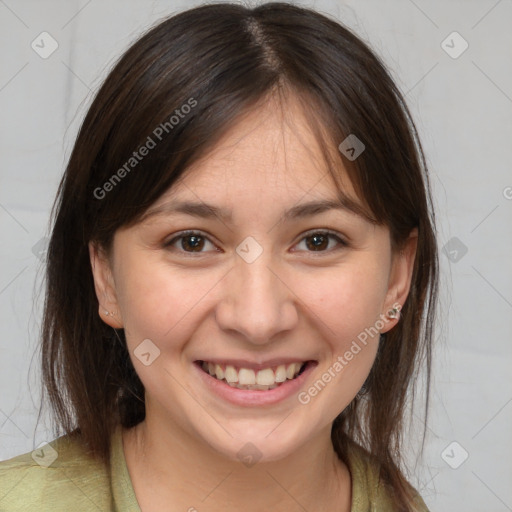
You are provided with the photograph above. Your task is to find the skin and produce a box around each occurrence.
[89,93,417,512]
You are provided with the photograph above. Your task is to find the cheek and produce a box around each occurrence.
[295,265,387,412]
[298,258,389,390]
[115,255,224,345]
[303,258,389,344]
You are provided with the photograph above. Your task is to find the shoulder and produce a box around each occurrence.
[0,432,112,511]
[346,442,430,512]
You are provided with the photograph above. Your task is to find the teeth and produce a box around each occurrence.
[256,368,275,386]
[201,361,305,388]
[214,364,224,380]
[275,365,287,382]
[238,368,256,385]
[230,383,279,390]
[225,365,238,383]
[286,363,300,380]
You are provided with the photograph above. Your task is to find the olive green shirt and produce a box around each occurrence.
[0,427,429,511]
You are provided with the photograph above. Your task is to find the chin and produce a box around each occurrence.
[197,417,309,465]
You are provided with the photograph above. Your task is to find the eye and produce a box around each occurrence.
[293,230,347,253]
[164,230,217,254]
[164,229,347,256]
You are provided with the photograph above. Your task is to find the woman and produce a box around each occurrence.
[0,2,438,511]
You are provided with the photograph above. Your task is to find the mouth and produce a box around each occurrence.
[195,360,313,391]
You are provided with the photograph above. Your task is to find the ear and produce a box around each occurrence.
[380,228,418,333]
[88,241,124,329]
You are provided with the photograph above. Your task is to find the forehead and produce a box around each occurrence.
[149,95,361,215]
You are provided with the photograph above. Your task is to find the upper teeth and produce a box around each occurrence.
[202,361,304,386]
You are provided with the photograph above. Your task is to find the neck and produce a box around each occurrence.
[122,414,351,512]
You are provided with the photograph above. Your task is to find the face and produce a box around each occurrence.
[90,95,417,463]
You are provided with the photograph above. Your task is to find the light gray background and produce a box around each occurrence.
[1,1,511,511]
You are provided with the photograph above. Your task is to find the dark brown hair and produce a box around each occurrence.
[39,3,438,510]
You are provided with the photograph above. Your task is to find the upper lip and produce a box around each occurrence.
[196,358,314,371]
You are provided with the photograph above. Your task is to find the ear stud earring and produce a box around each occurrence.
[386,306,401,320]
[104,310,115,317]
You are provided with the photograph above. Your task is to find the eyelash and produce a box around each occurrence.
[164,229,348,257]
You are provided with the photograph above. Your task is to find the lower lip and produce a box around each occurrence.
[193,361,317,407]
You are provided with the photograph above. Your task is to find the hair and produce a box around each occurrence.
[39,2,438,510]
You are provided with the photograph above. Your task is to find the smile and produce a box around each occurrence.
[198,360,308,390]
[193,359,318,406]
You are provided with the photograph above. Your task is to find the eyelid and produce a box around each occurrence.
[296,228,348,244]
[164,229,218,256]
[291,228,348,254]
[164,228,348,255]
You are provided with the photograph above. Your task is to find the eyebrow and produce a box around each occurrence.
[140,196,376,224]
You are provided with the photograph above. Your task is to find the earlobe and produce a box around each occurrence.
[88,241,124,329]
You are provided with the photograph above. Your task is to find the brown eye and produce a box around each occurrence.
[165,231,216,254]
[180,234,205,252]
[295,231,347,253]
[305,233,329,251]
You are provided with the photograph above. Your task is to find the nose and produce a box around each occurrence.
[214,251,298,345]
